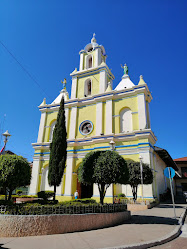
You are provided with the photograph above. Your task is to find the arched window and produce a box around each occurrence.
[86,55,93,69]
[120,108,132,133]
[49,121,56,141]
[84,79,92,97]
[88,57,92,68]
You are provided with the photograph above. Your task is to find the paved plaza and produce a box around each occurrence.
[0,203,186,249]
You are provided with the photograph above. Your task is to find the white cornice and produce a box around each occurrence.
[70,63,114,80]
[32,129,157,150]
[39,83,152,112]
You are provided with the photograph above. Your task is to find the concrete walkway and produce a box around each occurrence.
[0,204,186,249]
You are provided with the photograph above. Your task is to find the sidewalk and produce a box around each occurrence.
[0,204,186,249]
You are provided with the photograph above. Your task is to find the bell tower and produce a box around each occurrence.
[70,34,114,99]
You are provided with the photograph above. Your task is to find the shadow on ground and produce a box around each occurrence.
[126,215,179,225]
[0,245,8,249]
[158,204,185,209]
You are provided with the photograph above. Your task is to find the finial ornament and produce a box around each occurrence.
[140,75,143,79]
[121,64,128,75]
[91,33,97,43]
[61,78,67,90]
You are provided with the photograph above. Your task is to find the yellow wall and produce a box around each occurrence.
[76,73,100,98]
[114,96,139,132]
[76,104,96,138]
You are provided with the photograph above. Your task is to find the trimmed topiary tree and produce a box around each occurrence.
[48,97,67,201]
[78,150,129,205]
[126,159,153,202]
[0,154,31,200]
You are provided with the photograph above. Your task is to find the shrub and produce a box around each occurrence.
[37,191,54,201]
[118,193,126,198]
[59,198,97,205]
[16,190,23,196]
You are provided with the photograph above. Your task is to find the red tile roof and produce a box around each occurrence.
[174,157,187,162]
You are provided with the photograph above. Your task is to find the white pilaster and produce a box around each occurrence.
[71,77,78,99]
[65,108,69,129]
[96,102,103,136]
[105,185,113,197]
[146,101,151,128]
[99,70,107,93]
[138,94,147,130]
[69,106,77,139]
[37,111,46,143]
[93,184,100,198]
[64,157,74,196]
[139,150,154,199]
[105,99,113,134]
[29,160,40,195]
[79,52,84,71]
[95,48,101,67]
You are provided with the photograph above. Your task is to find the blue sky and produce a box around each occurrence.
[0,0,187,162]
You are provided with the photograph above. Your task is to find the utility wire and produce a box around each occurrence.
[0,40,51,99]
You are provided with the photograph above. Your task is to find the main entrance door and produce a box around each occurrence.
[77,178,93,199]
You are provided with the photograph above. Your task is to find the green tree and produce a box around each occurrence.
[78,150,129,205]
[0,154,31,200]
[48,97,67,201]
[126,160,153,202]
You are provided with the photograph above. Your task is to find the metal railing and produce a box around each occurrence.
[0,204,127,215]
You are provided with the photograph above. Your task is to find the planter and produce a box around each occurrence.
[0,211,131,237]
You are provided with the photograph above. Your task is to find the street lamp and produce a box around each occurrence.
[139,155,144,203]
[109,139,115,151]
[109,139,116,203]
[1,130,11,154]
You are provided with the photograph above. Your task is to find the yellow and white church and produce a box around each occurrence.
[29,35,176,202]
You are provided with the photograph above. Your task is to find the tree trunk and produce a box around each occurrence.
[98,183,105,205]
[8,189,12,201]
[53,184,56,202]
[4,186,7,201]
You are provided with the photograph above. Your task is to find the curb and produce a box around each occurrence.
[102,208,187,249]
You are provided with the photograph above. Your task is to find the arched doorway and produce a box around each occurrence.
[76,178,93,199]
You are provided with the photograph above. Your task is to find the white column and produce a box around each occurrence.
[96,102,103,136]
[29,160,40,195]
[105,185,113,198]
[65,108,69,129]
[105,99,113,134]
[139,150,154,199]
[146,101,151,128]
[64,157,74,196]
[95,48,101,67]
[93,184,100,197]
[37,111,46,143]
[138,94,147,130]
[71,77,78,99]
[69,106,77,139]
[99,70,107,93]
[79,52,84,71]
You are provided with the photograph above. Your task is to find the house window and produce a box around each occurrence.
[120,108,132,133]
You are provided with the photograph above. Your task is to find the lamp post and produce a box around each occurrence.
[109,139,115,151]
[2,130,11,154]
[139,155,144,202]
[109,139,115,203]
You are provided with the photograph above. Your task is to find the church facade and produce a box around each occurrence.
[29,35,170,202]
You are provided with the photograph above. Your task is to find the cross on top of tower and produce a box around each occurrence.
[91,33,97,43]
